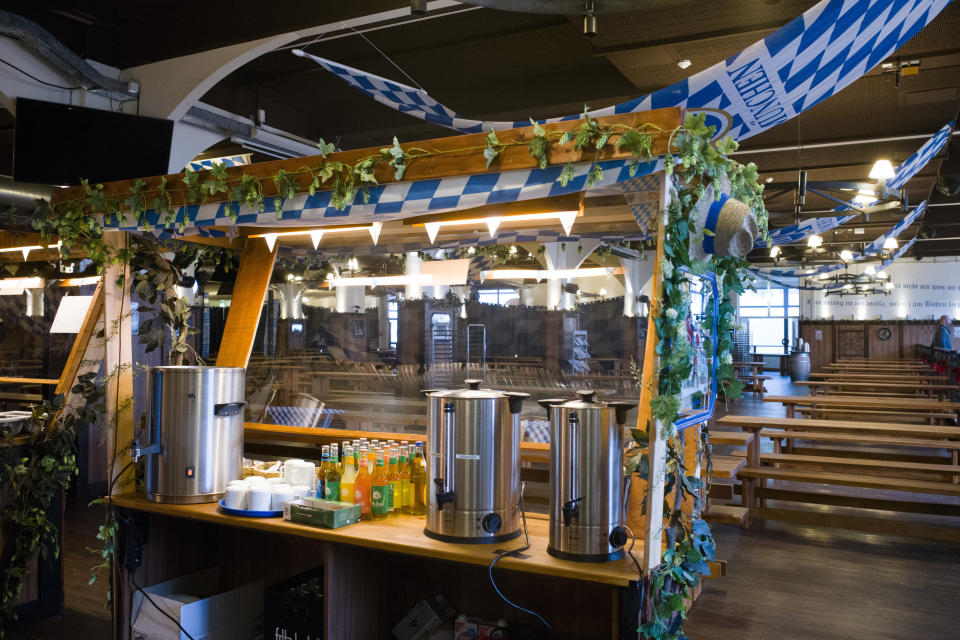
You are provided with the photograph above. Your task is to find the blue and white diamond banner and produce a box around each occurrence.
[888,122,954,190]
[110,0,950,236]
[300,0,951,142]
[754,200,926,279]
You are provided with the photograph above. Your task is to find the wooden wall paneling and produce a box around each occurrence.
[799,324,835,372]
[217,239,278,368]
[868,324,900,360]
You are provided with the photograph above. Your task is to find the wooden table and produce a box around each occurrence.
[764,394,960,424]
[110,492,645,638]
[795,380,960,400]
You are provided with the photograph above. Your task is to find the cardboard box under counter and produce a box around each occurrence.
[283,497,361,528]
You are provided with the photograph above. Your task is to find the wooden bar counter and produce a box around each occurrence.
[110,492,644,639]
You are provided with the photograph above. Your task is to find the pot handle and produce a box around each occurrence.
[505,392,529,414]
[214,402,246,417]
[537,398,567,414]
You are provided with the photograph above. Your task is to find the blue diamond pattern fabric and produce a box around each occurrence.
[108,0,950,236]
[298,0,950,143]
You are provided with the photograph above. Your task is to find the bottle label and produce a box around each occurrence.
[341,485,354,503]
[372,485,389,514]
[387,483,394,510]
[324,482,340,501]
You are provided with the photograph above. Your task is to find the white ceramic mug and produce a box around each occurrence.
[271,486,296,511]
[248,485,272,511]
[224,485,248,510]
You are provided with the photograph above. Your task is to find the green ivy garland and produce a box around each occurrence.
[625,114,767,639]
[0,374,104,635]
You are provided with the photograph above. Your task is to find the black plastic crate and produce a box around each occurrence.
[264,566,324,640]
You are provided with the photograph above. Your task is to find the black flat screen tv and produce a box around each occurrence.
[13,97,174,185]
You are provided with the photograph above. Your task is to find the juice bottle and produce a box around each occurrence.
[353,445,360,473]
[340,445,356,504]
[411,443,428,515]
[371,451,390,520]
[368,446,376,474]
[331,443,341,475]
[399,446,412,514]
[387,446,401,515]
[317,445,331,498]
[355,447,372,520]
[324,449,341,502]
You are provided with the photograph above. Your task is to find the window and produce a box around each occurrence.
[740,282,799,354]
[387,298,399,349]
[477,288,519,306]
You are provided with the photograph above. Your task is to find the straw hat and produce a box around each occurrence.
[689,177,758,261]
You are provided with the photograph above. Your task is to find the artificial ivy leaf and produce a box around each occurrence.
[317,138,336,156]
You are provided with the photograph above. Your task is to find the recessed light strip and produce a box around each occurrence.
[250,223,383,250]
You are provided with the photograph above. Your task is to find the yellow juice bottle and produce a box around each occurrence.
[340,445,356,504]
[399,446,412,514]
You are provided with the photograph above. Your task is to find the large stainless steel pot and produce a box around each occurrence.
[539,390,636,562]
[423,380,527,543]
[133,366,246,504]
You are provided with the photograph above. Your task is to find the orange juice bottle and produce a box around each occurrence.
[387,446,401,516]
[355,447,372,520]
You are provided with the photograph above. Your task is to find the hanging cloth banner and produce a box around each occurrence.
[109,0,950,236]
[298,0,950,142]
[755,121,953,248]
[755,236,917,290]
[752,201,926,279]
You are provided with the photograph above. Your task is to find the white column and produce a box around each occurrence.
[405,252,422,300]
[542,240,602,310]
[335,286,365,313]
[619,255,655,317]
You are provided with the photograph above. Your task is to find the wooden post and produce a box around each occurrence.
[640,177,670,574]
[216,239,278,368]
[103,232,135,495]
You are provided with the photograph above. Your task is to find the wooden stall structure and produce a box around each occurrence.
[45,106,727,639]
[799,320,944,371]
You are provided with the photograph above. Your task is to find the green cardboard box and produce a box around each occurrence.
[283,497,361,529]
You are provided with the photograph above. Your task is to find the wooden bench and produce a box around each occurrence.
[759,452,960,481]
[764,394,959,425]
[795,380,959,400]
[737,374,771,397]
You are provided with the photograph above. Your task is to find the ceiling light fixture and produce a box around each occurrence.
[769,246,781,259]
[807,235,823,248]
[250,224,382,251]
[59,276,101,287]
[863,264,877,276]
[327,274,433,288]
[839,249,853,262]
[583,1,598,37]
[676,59,692,70]
[882,236,899,250]
[483,267,617,282]
[419,210,580,244]
[869,159,896,181]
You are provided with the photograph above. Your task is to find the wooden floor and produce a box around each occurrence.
[15,375,960,639]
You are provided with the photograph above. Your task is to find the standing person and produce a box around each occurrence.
[932,315,954,350]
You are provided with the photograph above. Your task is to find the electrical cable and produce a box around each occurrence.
[346,26,425,91]
[0,55,83,91]
[622,524,643,576]
[487,481,551,632]
[130,572,197,640]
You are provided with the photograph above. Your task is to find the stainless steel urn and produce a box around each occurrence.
[133,366,246,504]
[423,380,528,543]
[540,391,636,562]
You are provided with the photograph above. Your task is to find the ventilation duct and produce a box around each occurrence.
[0,176,51,210]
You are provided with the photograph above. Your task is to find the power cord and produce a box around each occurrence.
[113,509,198,640]
[0,56,82,91]
[487,482,551,632]
[130,571,197,640]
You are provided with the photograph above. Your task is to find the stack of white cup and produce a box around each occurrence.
[224,480,250,510]
[283,459,316,492]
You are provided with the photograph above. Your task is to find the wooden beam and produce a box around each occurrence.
[216,239,277,368]
[640,177,669,574]
[103,233,134,496]
[56,281,104,397]
[50,109,683,209]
